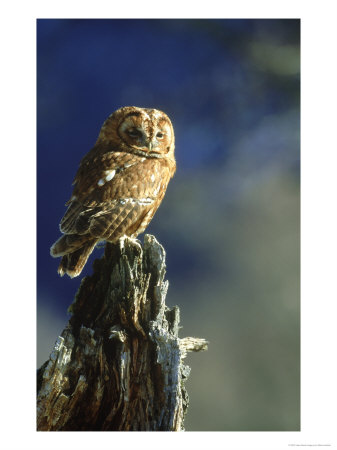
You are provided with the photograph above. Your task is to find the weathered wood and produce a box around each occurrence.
[37,234,208,431]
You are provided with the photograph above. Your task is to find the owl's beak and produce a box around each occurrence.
[147,140,158,152]
[145,139,159,152]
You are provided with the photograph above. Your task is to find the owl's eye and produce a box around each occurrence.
[126,128,143,138]
[156,132,164,139]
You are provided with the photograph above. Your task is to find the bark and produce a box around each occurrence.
[37,234,208,431]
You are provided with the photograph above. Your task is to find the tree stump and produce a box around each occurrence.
[37,234,208,431]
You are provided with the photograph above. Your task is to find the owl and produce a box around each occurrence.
[50,106,176,278]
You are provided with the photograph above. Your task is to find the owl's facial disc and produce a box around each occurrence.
[117,109,173,155]
[120,120,158,151]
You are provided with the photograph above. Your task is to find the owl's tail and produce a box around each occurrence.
[50,234,98,278]
[57,241,97,278]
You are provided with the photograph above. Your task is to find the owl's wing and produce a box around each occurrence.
[59,151,170,240]
[60,195,154,241]
[87,197,155,240]
[60,150,137,234]
[72,148,138,201]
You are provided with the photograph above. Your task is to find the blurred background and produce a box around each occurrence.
[37,19,300,431]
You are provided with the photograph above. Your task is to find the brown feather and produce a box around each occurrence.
[57,240,97,278]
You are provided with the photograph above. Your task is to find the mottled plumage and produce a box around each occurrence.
[50,106,176,277]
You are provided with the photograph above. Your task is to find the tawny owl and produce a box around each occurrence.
[50,106,176,278]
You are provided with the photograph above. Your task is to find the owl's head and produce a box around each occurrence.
[97,106,175,160]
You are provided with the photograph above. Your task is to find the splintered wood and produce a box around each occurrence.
[37,235,208,431]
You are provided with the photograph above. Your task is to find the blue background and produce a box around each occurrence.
[37,19,300,431]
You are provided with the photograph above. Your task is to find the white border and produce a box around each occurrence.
[1,1,336,449]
